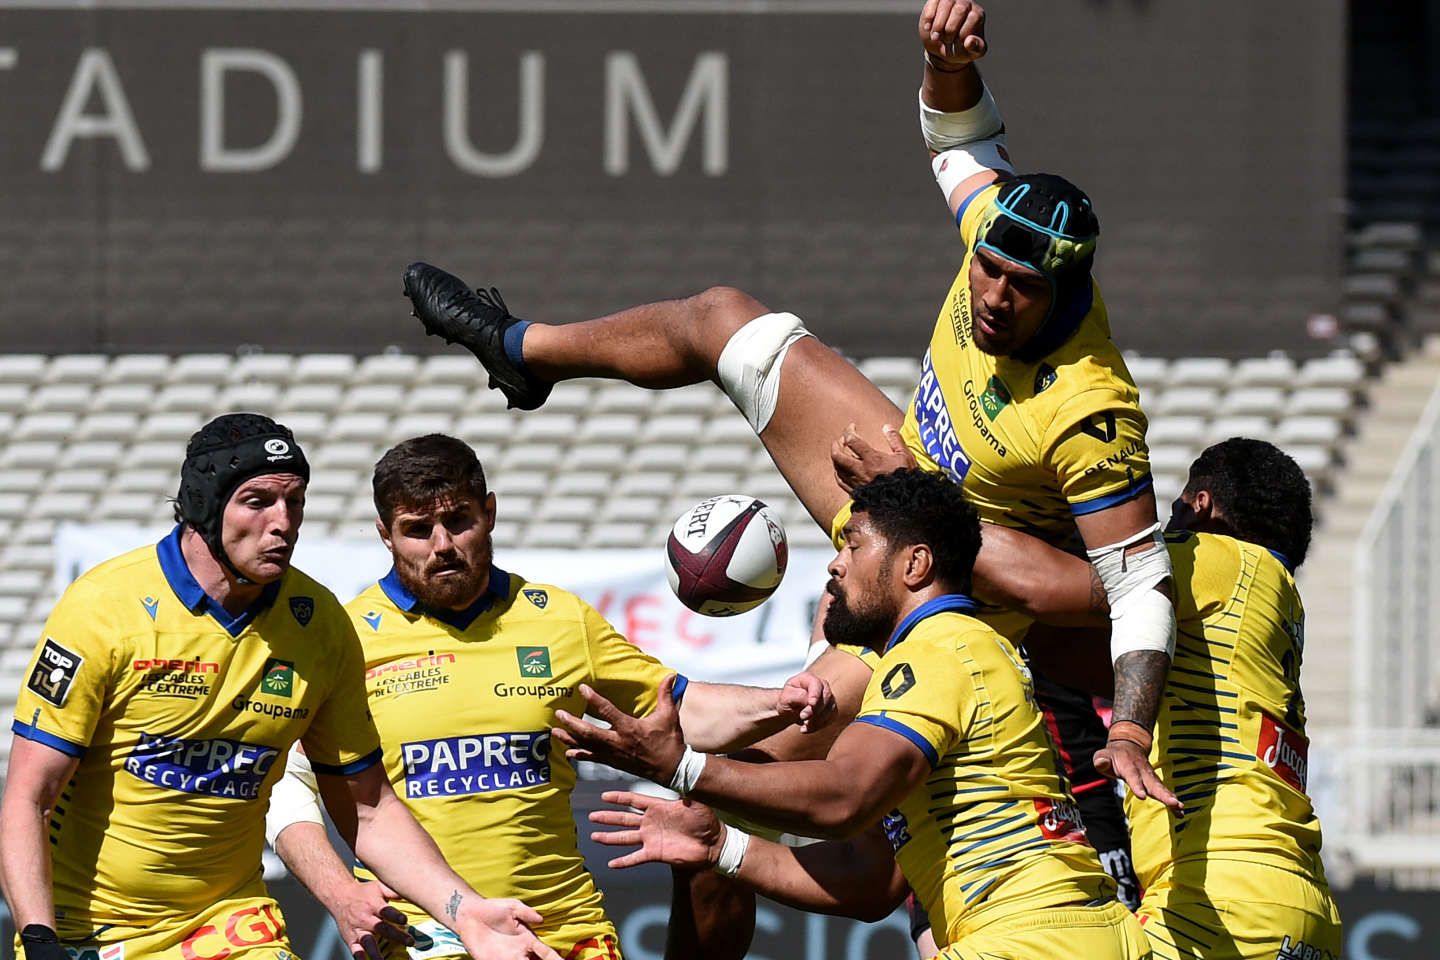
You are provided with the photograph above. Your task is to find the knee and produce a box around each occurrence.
[689,286,771,336]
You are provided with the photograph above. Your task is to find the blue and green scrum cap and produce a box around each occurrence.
[972,173,1101,360]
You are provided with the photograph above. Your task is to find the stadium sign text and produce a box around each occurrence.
[0,46,728,176]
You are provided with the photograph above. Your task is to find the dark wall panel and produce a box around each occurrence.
[0,2,1344,358]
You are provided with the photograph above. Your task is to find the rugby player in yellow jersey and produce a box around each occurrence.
[403,0,1176,811]
[263,434,836,960]
[555,469,1150,959]
[0,415,562,960]
[403,1,1172,951]
[905,438,1339,959]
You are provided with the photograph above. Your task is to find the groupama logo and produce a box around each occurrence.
[260,658,295,698]
[516,647,552,678]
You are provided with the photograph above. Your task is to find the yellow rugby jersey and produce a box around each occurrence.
[898,181,1150,545]
[347,566,683,950]
[854,595,1115,944]
[11,526,381,934]
[1127,532,1327,888]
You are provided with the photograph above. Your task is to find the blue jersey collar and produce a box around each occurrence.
[156,525,282,637]
[379,564,511,630]
[885,593,981,653]
[1266,548,1296,574]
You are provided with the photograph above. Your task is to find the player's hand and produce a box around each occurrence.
[327,879,412,960]
[453,896,561,960]
[832,423,918,493]
[919,0,987,68]
[553,674,687,786]
[589,790,724,870]
[777,670,836,733]
[1094,738,1183,815]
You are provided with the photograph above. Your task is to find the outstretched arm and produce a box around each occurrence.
[591,791,908,922]
[554,678,929,840]
[916,0,1009,214]
[677,671,836,753]
[318,763,561,960]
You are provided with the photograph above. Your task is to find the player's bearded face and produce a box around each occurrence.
[968,248,1052,356]
[824,523,900,649]
[220,475,306,584]
[382,492,497,610]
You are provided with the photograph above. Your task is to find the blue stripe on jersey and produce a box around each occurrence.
[311,745,384,777]
[671,674,690,702]
[1266,548,1296,573]
[1068,474,1154,516]
[156,525,282,636]
[1170,681,1238,698]
[378,565,511,630]
[951,816,1031,856]
[885,594,980,653]
[961,874,1000,905]
[855,715,939,767]
[12,719,85,757]
[954,183,992,235]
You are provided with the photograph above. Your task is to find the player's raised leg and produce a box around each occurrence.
[405,264,903,531]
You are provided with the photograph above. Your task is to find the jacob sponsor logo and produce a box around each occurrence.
[1033,797,1088,843]
[401,731,551,798]
[1258,712,1309,792]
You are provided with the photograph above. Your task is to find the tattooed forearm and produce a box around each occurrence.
[445,889,463,923]
[1111,650,1169,731]
[1087,565,1110,616]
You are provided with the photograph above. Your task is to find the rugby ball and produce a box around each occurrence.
[665,495,788,617]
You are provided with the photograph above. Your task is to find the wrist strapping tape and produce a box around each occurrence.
[714,824,752,878]
[669,745,707,797]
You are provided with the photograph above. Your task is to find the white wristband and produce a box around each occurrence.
[918,86,1004,153]
[669,745,707,796]
[713,824,751,878]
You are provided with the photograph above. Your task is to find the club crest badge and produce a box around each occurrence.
[290,596,314,626]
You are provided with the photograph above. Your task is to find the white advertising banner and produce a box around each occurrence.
[54,525,832,688]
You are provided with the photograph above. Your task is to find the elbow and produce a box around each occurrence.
[852,897,902,924]
[809,796,881,840]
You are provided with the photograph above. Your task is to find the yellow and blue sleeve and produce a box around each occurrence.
[1044,397,1152,515]
[11,580,116,757]
[854,642,970,769]
[582,601,688,716]
[302,620,383,775]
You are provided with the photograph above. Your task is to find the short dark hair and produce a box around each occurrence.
[849,469,981,594]
[373,434,489,526]
[1184,438,1314,567]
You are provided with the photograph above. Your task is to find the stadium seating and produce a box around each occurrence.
[0,348,1364,705]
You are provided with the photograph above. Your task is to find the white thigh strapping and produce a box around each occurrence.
[715,311,813,433]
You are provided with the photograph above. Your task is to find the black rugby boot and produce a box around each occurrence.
[403,262,552,410]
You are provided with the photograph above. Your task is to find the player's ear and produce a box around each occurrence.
[483,491,498,527]
[904,543,934,588]
[375,517,393,551]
